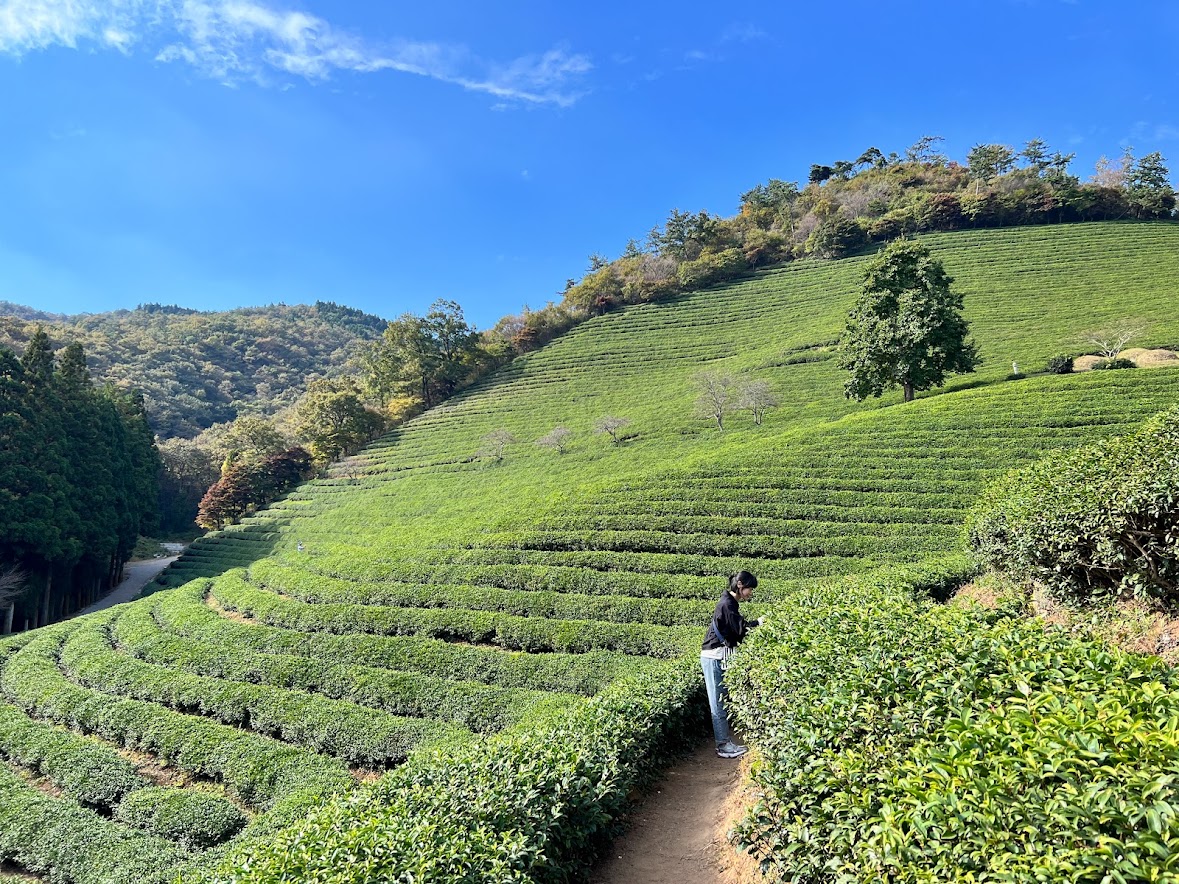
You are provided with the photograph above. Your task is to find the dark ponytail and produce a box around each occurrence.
[729,570,758,593]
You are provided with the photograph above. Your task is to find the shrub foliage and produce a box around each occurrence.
[967,407,1179,603]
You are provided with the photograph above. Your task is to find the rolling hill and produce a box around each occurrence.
[1,221,1177,882]
[0,301,386,438]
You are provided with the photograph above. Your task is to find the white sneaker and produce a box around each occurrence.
[716,740,748,759]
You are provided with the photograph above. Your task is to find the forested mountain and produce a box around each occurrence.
[0,301,386,438]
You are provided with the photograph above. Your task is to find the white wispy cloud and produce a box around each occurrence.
[0,0,592,106]
[720,22,767,43]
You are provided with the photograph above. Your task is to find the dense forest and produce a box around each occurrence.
[0,301,386,439]
[0,330,159,632]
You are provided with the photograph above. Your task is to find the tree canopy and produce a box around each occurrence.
[0,330,159,629]
[839,240,980,402]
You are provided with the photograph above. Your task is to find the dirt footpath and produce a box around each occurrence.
[589,739,757,884]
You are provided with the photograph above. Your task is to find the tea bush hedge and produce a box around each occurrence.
[60,618,472,765]
[115,787,247,850]
[207,663,703,884]
[0,764,182,884]
[727,558,1179,882]
[1,627,353,809]
[967,406,1179,604]
[114,601,579,733]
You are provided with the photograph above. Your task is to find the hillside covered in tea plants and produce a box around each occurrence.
[1,221,1178,883]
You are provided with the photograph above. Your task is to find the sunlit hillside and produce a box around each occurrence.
[2,221,1178,882]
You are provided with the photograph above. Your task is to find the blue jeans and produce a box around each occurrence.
[700,654,731,745]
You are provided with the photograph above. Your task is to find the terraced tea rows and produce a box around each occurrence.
[2,222,1178,881]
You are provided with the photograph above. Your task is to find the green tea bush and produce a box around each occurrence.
[1094,357,1138,370]
[727,557,1179,882]
[0,700,145,808]
[1,627,353,810]
[116,787,246,850]
[114,602,578,733]
[60,620,472,765]
[0,765,182,884]
[966,407,1179,604]
[207,663,703,884]
[1045,354,1074,373]
[155,584,644,696]
[211,575,699,658]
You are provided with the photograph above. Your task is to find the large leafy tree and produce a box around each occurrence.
[294,378,385,462]
[839,240,980,403]
[361,300,482,408]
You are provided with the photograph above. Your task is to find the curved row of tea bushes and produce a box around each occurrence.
[211,572,700,658]
[0,763,183,884]
[204,661,704,884]
[0,626,353,810]
[727,558,1179,882]
[247,559,714,626]
[0,694,145,808]
[61,618,471,766]
[114,602,579,733]
[565,498,965,525]
[300,545,866,583]
[551,513,963,536]
[155,584,648,696]
[482,528,950,560]
[113,787,246,851]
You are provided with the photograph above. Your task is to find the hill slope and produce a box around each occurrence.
[0,301,386,437]
[1,221,1177,882]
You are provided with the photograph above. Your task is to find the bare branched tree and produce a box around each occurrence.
[1087,324,1147,360]
[738,379,781,426]
[478,429,518,462]
[0,566,25,607]
[536,426,573,454]
[694,371,739,430]
[593,415,631,445]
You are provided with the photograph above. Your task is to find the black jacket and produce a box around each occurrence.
[701,591,756,650]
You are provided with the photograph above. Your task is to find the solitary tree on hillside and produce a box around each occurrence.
[479,429,518,463]
[593,415,630,445]
[1086,323,1147,360]
[738,379,780,426]
[694,371,739,430]
[839,240,980,403]
[536,426,573,454]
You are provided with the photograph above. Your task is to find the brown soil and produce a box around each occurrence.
[589,739,761,884]
[205,593,252,623]
[1074,348,1178,371]
[949,580,1006,611]
[1031,585,1179,665]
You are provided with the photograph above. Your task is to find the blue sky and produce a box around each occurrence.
[1,0,1176,330]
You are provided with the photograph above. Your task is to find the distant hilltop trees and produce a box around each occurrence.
[484,136,1175,360]
[0,300,386,439]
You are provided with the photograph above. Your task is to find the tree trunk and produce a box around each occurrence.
[2,604,12,635]
[40,569,52,627]
[903,381,915,402]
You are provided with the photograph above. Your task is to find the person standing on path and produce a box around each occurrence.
[701,570,760,759]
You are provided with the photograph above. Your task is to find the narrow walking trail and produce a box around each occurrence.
[590,739,753,884]
[73,556,178,618]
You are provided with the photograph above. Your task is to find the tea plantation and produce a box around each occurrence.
[2,222,1179,882]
